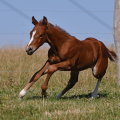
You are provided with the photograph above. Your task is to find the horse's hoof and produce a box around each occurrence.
[19,95,24,100]
[56,92,63,99]
[41,91,47,98]
[19,89,26,99]
[91,94,99,99]
[19,97,23,100]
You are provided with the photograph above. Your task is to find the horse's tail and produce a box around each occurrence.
[108,49,118,63]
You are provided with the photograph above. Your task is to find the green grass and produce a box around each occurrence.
[0,47,120,120]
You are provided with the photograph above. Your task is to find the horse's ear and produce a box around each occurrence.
[42,16,48,25]
[32,16,38,25]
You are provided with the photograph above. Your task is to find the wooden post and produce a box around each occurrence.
[113,0,120,86]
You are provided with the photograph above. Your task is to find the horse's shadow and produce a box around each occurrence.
[61,92,107,99]
[26,92,107,100]
[27,96,43,100]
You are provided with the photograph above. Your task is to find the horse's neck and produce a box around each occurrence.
[47,25,69,51]
[47,37,58,55]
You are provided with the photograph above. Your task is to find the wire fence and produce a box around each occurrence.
[0,71,35,73]
[0,10,114,12]
[0,70,117,73]
[0,33,113,34]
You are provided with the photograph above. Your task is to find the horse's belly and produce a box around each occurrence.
[75,59,94,71]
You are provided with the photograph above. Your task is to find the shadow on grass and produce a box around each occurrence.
[26,92,108,100]
[61,92,108,99]
[26,96,43,100]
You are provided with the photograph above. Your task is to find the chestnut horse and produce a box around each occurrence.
[19,16,117,99]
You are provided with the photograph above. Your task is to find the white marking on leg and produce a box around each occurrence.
[28,30,36,46]
[91,79,100,98]
[19,89,27,99]
[56,92,63,99]
[44,67,49,74]
[92,66,97,75]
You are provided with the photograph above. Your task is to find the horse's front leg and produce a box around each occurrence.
[19,60,50,99]
[41,60,71,97]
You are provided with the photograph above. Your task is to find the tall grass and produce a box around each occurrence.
[0,46,120,120]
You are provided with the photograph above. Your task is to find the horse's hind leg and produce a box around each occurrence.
[91,56,108,98]
[19,60,50,99]
[91,79,101,98]
[56,71,79,98]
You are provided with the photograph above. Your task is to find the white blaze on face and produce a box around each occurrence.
[28,30,36,46]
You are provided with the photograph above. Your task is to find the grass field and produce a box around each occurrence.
[0,46,120,120]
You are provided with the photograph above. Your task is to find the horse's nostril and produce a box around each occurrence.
[25,46,34,55]
[29,47,32,51]
[25,47,33,52]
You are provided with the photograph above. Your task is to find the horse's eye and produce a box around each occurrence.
[39,34,43,38]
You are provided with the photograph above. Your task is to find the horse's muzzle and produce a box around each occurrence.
[25,46,34,55]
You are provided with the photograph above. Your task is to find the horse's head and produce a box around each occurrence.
[26,16,48,55]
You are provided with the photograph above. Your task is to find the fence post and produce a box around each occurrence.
[113,0,120,86]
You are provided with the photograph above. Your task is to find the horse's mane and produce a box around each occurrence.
[55,25,71,36]
[39,20,71,36]
[48,22,71,36]
[38,20,71,36]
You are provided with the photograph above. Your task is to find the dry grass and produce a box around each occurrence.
[0,46,120,120]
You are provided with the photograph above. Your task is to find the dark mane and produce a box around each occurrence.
[39,20,71,36]
[55,25,71,36]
